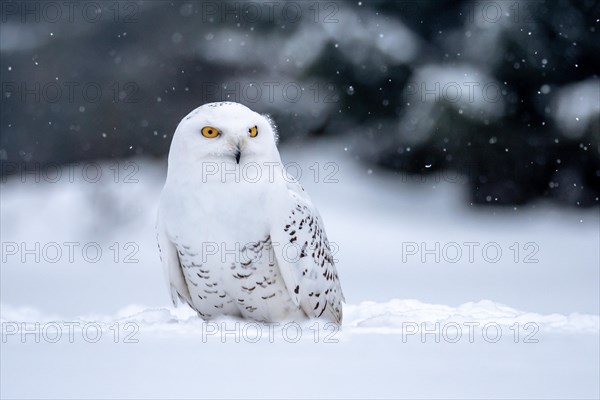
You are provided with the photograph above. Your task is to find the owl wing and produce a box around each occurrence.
[156,211,193,308]
[270,178,344,324]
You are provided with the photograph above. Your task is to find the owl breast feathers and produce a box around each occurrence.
[157,102,344,324]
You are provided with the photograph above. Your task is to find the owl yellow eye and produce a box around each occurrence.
[249,126,258,138]
[201,126,220,138]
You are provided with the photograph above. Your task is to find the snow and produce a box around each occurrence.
[552,78,600,139]
[3,298,597,336]
[1,141,598,398]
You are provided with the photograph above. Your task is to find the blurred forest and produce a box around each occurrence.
[1,0,598,206]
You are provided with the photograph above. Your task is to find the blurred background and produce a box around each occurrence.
[1,2,599,398]
[1,0,598,206]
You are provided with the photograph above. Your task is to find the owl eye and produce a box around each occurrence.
[201,126,220,138]
[248,126,258,138]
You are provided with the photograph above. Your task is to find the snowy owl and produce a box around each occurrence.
[157,102,344,324]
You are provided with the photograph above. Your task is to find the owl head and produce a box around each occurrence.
[168,102,280,174]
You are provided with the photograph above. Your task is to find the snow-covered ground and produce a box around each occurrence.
[1,141,598,399]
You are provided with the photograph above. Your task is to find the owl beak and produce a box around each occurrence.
[234,144,241,164]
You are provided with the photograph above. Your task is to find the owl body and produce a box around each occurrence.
[160,165,303,321]
[157,102,343,323]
